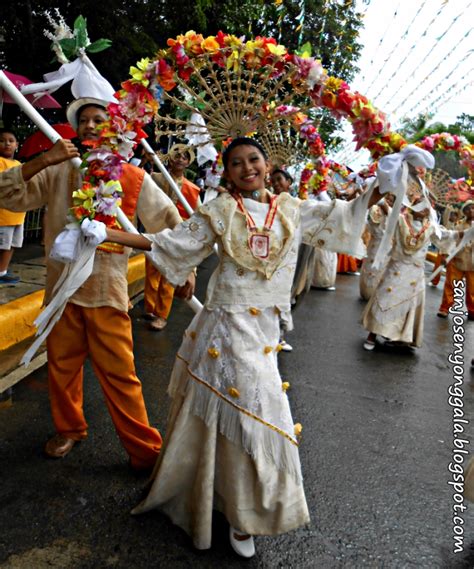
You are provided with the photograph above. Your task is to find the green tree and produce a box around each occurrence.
[398,112,474,179]
[1,0,363,149]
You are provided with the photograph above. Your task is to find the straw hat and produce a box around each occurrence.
[167,143,195,165]
[66,97,111,130]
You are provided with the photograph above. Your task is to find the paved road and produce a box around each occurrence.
[1,256,473,569]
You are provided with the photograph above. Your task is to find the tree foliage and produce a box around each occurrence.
[1,0,363,148]
[398,112,474,179]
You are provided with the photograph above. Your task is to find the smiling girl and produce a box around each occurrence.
[83,137,381,557]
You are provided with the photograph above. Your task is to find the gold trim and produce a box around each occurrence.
[176,353,299,447]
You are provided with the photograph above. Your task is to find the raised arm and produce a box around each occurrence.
[22,139,80,181]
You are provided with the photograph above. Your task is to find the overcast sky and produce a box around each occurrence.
[330,0,473,169]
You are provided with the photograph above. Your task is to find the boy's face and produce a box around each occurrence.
[76,106,108,142]
[169,152,190,175]
[0,132,18,159]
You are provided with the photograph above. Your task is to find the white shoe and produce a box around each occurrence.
[363,340,375,351]
[279,340,293,352]
[325,286,336,291]
[229,527,255,558]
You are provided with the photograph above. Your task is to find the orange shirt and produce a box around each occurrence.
[151,172,201,220]
[0,157,25,226]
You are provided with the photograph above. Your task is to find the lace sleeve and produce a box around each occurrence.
[300,197,368,258]
[144,212,217,286]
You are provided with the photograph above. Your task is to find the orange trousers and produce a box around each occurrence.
[337,254,359,273]
[46,303,162,469]
[439,263,474,316]
[144,258,175,319]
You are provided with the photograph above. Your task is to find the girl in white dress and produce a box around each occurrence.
[362,202,463,351]
[86,138,380,557]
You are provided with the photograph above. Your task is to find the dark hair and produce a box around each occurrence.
[222,137,268,169]
[76,103,107,123]
[271,168,293,184]
[0,128,17,139]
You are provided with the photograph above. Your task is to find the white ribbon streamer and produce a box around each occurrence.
[372,145,435,269]
[20,53,115,100]
[21,236,98,365]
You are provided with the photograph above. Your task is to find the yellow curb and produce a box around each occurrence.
[0,253,146,352]
[0,289,44,351]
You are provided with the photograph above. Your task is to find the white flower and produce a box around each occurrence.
[307,60,326,89]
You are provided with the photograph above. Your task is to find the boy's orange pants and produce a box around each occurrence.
[439,263,474,316]
[46,303,162,469]
[144,258,174,319]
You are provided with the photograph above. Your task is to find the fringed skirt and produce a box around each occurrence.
[361,260,425,347]
[132,306,310,549]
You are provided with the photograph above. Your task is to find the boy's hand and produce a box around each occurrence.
[44,139,80,166]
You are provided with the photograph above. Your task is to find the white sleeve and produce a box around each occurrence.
[300,192,371,258]
[144,212,216,286]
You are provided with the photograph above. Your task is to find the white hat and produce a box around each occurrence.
[63,55,116,128]
[66,97,110,130]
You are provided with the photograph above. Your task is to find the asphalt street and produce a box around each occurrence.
[1,255,474,569]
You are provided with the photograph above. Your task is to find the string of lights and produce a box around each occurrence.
[360,0,430,93]
[370,2,467,103]
[387,28,473,115]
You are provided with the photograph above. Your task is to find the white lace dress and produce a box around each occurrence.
[310,191,337,289]
[362,216,458,347]
[132,191,370,549]
[359,204,390,300]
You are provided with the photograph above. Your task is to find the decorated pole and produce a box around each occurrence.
[0,71,203,316]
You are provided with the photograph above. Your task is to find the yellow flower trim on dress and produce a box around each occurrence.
[189,331,197,340]
[282,382,290,391]
[227,387,240,398]
[249,307,261,316]
[276,344,283,353]
[410,281,417,286]
[208,347,220,358]
[264,346,273,354]
[294,423,303,436]
[386,287,392,292]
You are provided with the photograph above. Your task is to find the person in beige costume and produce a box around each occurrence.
[0,100,188,470]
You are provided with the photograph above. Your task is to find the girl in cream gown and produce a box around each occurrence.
[97,138,376,556]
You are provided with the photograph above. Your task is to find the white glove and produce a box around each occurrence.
[49,225,81,263]
[81,218,107,247]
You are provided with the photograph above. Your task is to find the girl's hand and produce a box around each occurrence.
[175,271,196,300]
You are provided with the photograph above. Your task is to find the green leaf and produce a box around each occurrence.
[59,37,77,60]
[296,41,312,57]
[74,16,89,47]
[87,39,113,53]
[74,15,87,34]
